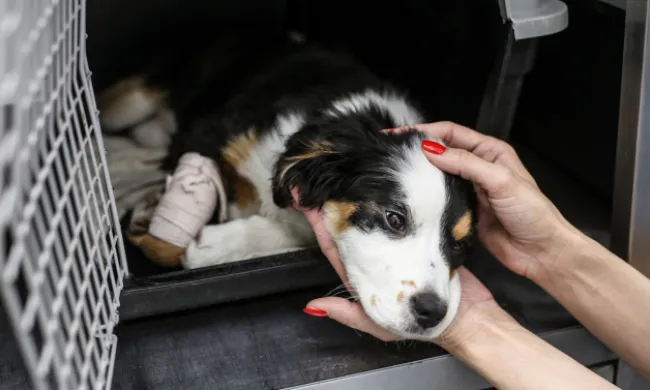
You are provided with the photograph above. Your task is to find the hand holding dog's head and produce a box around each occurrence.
[274,122,478,340]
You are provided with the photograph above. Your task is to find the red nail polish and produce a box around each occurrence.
[303,307,328,317]
[422,140,446,155]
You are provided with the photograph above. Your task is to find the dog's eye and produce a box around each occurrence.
[385,211,406,232]
[452,241,466,252]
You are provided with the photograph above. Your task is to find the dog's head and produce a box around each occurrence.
[273,116,477,340]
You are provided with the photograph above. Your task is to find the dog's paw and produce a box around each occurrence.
[181,215,311,269]
[182,222,252,269]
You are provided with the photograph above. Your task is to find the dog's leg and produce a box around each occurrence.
[131,108,177,149]
[182,214,313,269]
[98,77,166,132]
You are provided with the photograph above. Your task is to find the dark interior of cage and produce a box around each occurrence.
[85,0,622,326]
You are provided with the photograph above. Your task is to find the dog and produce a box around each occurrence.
[97,27,478,340]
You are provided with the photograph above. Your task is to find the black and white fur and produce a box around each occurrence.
[98,28,477,340]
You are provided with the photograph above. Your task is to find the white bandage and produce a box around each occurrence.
[148,152,227,248]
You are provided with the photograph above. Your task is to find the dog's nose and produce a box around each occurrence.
[410,292,447,329]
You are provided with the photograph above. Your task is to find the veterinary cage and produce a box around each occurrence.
[1,0,649,389]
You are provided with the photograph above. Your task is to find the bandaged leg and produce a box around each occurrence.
[131,152,227,267]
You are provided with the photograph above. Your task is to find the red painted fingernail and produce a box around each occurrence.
[422,140,446,155]
[303,307,328,317]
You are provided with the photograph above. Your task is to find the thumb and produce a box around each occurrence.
[305,297,402,342]
[422,140,514,195]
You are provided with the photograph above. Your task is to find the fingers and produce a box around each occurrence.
[471,142,537,187]
[304,270,492,344]
[290,188,348,284]
[305,297,402,342]
[387,121,536,186]
[306,209,349,283]
[414,122,522,173]
[422,144,517,195]
[412,121,495,152]
[474,186,490,209]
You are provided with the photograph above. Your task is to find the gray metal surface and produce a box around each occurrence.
[285,327,615,390]
[593,363,617,383]
[500,0,569,40]
[619,360,650,390]
[612,1,650,388]
[612,0,650,281]
[601,0,627,10]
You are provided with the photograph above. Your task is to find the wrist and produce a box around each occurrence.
[440,298,620,390]
[535,224,622,297]
[437,300,519,356]
[528,221,594,287]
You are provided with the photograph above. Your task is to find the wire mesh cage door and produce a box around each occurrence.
[0,0,129,389]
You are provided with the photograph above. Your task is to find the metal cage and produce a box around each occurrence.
[0,0,128,389]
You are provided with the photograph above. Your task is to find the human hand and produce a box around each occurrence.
[291,189,503,349]
[401,121,582,283]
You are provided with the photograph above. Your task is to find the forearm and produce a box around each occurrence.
[537,229,650,379]
[447,305,618,390]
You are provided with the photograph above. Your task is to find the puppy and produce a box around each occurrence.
[98,27,477,339]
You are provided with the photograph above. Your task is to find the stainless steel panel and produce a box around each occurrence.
[612,1,650,388]
[286,327,614,390]
[613,0,650,277]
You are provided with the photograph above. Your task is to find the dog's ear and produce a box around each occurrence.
[271,115,413,209]
[272,135,348,209]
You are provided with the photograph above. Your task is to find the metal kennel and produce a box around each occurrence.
[0,0,127,389]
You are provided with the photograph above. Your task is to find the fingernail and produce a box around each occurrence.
[303,307,328,317]
[422,140,446,155]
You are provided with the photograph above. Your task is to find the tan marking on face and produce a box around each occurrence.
[222,129,258,168]
[371,295,377,306]
[450,269,458,280]
[401,280,416,287]
[324,201,357,234]
[452,210,472,240]
[397,291,405,303]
